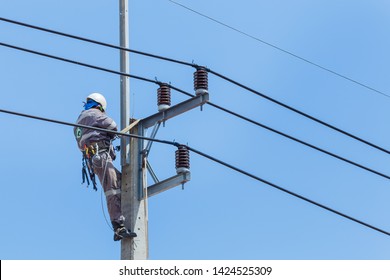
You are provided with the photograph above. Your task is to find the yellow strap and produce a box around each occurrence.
[120,119,140,134]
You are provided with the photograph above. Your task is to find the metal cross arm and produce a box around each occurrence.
[147,171,191,198]
[140,92,209,129]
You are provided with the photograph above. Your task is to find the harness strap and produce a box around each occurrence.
[105,189,121,197]
[81,151,98,191]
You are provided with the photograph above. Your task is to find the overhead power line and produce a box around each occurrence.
[1,17,389,155]
[172,85,390,181]
[0,16,195,68]
[188,146,390,237]
[0,108,176,146]
[2,41,389,181]
[1,14,387,100]
[167,0,390,99]
[0,41,159,85]
[1,107,389,237]
[207,69,390,156]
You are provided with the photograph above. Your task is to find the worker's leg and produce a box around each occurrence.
[92,152,137,240]
[92,152,122,223]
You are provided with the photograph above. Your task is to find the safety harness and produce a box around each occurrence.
[81,142,107,191]
[79,120,138,193]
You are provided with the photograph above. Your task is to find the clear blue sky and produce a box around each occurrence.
[1,0,390,260]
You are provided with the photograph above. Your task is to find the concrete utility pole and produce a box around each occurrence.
[120,0,148,260]
[118,0,209,260]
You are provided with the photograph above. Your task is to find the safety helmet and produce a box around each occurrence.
[87,92,107,111]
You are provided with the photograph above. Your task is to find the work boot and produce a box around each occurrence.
[112,220,137,241]
[114,226,137,241]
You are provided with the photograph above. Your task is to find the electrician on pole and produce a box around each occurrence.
[74,92,137,241]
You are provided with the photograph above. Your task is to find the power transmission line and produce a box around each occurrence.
[1,107,388,237]
[207,68,390,155]
[167,0,390,99]
[1,17,388,155]
[172,85,390,181]
[2,41,389,181]
[188,146,390,237]
[0,42,159,85]
[0,16,194,68]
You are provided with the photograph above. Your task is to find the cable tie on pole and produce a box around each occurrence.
[172,140,181,148]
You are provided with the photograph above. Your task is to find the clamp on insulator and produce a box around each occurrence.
[194,68,208,96]
[175,145,190,174]
[157,83,171,112]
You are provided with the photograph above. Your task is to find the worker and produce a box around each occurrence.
[74,92,136,241]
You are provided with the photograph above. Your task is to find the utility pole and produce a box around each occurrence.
[118,0,209,260]
[120,0,148,260]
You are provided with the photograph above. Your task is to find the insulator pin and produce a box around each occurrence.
[175,145,190,174]
[194,68,208,96]
[157,83,171,111]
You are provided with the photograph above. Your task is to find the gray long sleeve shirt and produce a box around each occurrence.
[74,108,118,151]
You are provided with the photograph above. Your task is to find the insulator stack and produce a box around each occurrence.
[175,145,190,174]
[157,83,171,111]
[194,68,208,95]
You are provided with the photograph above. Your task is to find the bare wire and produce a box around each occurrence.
[0,107,389,237]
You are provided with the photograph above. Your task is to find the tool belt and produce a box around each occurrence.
[83,141,110,158]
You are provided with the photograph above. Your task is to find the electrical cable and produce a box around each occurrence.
[167,0,390,99]
[0,16,195,68]
[207,68,390,155]
[2,41,389,180]
[100,143,115,232]
[0,108,178,146]
[1,18,389,155]
[170,85,390,181]
[0,107,388,237]
[0,42,159,85]
[101,188,114,231]
[1,14,387,100]
[186,145,390,237]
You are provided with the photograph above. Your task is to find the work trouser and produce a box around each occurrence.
[92,151,122,224]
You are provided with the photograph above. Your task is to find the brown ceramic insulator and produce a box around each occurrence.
[157,84,171,106]
[175,145,190,171]
[193,68,208,95]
